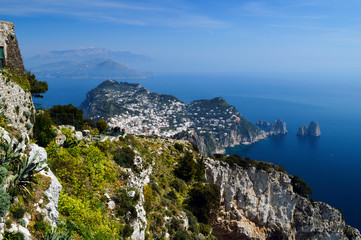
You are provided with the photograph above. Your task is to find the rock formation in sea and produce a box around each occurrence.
[297,121,321,137]
[297,125,308,136]
[268,119,288,135]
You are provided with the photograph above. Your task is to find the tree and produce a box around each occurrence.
[26,71,48,98]
[96,119,108,133]
[185,183,220,224]
[33,112,57,147]
[48,104,84,130]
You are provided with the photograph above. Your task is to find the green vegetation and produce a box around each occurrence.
[33,112,57,147]
[11,154,45,195]
[0,188,10,216]
[215,154,287,173]
[1,68,30,92]
[291,175,313,199]
[26,71,48,98]
[0,138,21,166]
[49,105,84,130]
[185,183,220,224]
[96,119,108,133]
[174,151,204,182]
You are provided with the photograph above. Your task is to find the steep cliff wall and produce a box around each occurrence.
[205,158,360,239]
[0,74,34,134]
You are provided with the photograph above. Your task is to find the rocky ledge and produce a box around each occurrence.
[205,158,360,239]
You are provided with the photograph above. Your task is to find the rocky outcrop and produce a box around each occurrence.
[205,158,360,239]
[297,125,308,136]
[268,119,287,135]
[127,151,152,240]
[174,131,225,156]
[297,121,321,137]
[307,121,321,137]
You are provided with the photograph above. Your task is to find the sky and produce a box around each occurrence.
[2,0,361,73]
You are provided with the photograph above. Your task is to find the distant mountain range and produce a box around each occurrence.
[25,47,152,79]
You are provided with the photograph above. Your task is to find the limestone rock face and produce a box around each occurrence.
[297,125,308,136]
[268,119,288,135]
[0,74,35,134]
[307,121,321,137]
[29,144,62,227]
[205,158,360,239]
[126,153,152,240]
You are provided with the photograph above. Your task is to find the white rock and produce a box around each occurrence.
[108,201,116,210]
[74,131,83,140]
[40,167,62,227]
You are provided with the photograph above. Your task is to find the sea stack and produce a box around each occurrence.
[297,125,308,136]
[297,121,321,137]
[307,121,321,136]
[268,119,288,135]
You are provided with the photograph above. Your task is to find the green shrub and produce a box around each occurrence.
[173,230,191,240]
[2,231,25,240]
[96,119,108,133]
[33,112,57,147]
[61,128,79,148]
[48,104,84,130]
[198,223,211,236]
[185,183,220,224]
[174,143,184,152]
[112,146,136,171]
[0,166,8,184]
[291,175,312,199]
[10,203,26,219]
[43,227,73,240]
[174,152,204,182]
[122,224,134,238]
[0,187,10,216]
[171,178,187,194]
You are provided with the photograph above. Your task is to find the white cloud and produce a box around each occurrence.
[0,0,228,29]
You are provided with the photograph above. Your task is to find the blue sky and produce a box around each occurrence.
[2,0,361,73]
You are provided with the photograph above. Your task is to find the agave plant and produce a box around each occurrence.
[43,227,73,240]
[0,138,22,166]
[11,153,45,195]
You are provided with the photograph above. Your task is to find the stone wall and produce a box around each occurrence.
[0,21,25,73]
[0,73,35,134]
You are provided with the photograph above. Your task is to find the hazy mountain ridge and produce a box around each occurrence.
[24,47,153,79]
[27,59,151,79]
[25,47,151,67]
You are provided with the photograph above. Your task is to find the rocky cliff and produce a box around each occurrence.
[205,158,360,239]
[268,119,288,135]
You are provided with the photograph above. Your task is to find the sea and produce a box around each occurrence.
[36,72,361,230]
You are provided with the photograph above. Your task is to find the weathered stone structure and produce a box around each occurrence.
[0,21,34,133]
[0,21,25,73]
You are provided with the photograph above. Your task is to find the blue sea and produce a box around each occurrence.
[37,72,361,230]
